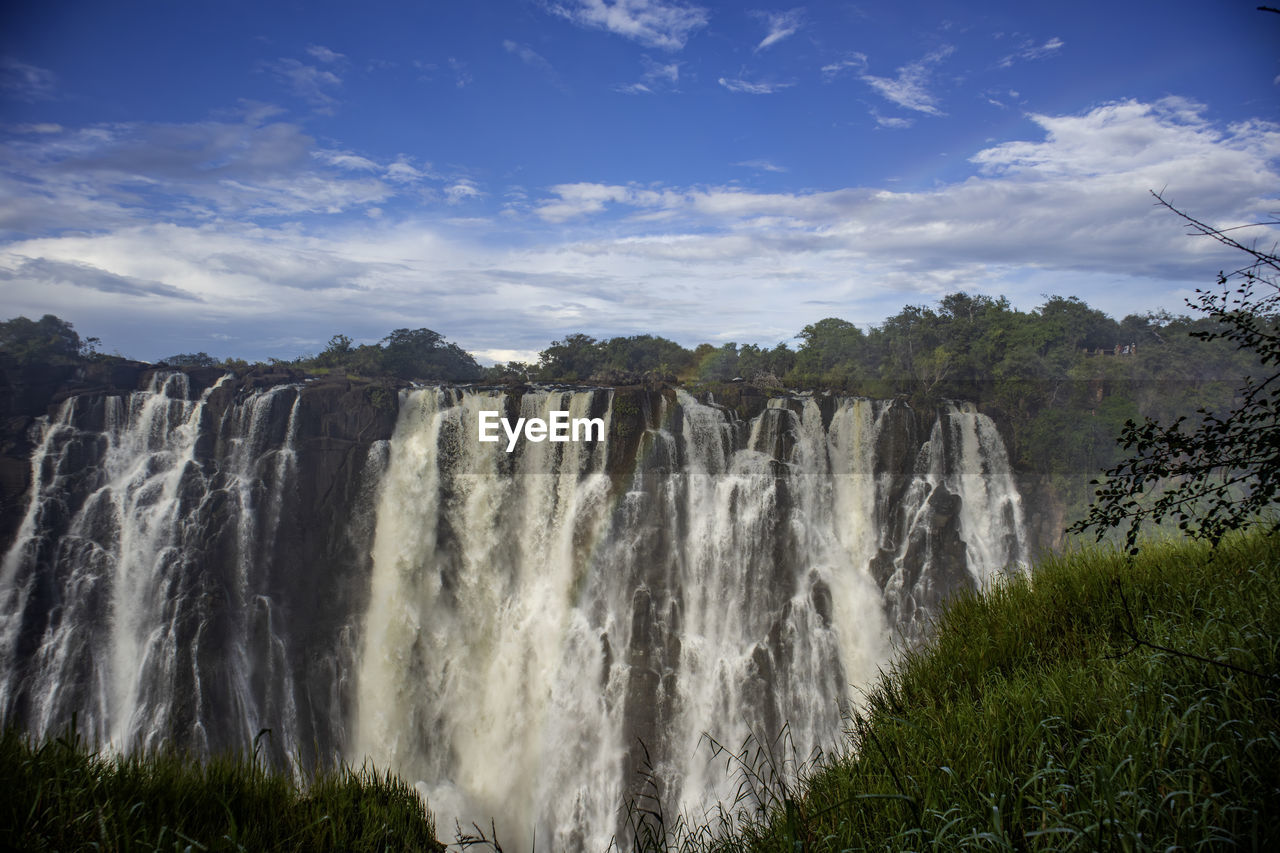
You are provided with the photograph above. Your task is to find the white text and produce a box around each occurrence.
[478,410,605,452]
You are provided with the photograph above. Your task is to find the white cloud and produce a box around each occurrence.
[735,159,787,172]
[998,36,1064,69]
[0,256,200,301]
[446,179,482,203]
[860,45,953,115]
[266,58,343,110]
[619,56,681,93]
[502,41,564,89]
[386,156,429,183]
[718,76,792,95]
[448,57,472,88]
[821,53,867,80]
[0,112,452,228]
[535,183,663,221]
[0,59,56,101]
[754,9,803,51]
[474,347,543,365]
[3,99,1276,362]
[306,44,346,64]
[9,123,62,134]
[982,88,1023,109]
[315,149,381,171]
[547,0,709,50]
[503,40,554,74]
[875,114,913,129]
[643,56,680,84]
[525,98,1279,287]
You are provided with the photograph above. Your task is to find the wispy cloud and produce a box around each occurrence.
[386,156,429,183]
[860,45,954,115]
[503,40,565,90]
[0,257,201,301]
[266,58,343,111]
[718,76,793,95]
[547,0,709,50]
[503,40,550,72]
[821,53,867,80]
[983,88,1022,109]
[998,36,1064,69]
[534,182,685,221]
[4,99,1276,363]
[315,149,381,171]
[0,108,451,230]
[735,159,788,172]
[618,55,681,94]
[8,123,63,134]
[643,56,680,84]
[526,99,1280,284]
[448,57,472,88]
[0,59,57,102]
[874,114,913,129]
[445,179,482,203]
[306,44,346,64]
[754,9,803,51]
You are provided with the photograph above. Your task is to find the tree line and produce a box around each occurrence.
[1,289,1264,529]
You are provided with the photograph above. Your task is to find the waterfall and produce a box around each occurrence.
[354,387,620,847]
[0,373,310,769]
[352,387,1028,850]
[0,376,1028,850]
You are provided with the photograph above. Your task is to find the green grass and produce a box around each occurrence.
[659,530,1280,852]
[7,532,1278,852]
[0,726,443,852]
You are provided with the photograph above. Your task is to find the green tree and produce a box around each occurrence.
[536,333,604,381]
[1071,197,1280,552]
[737,342,794,383]
[789,318,867,388]
[161,352,219,367]
[379,328,481,381]
[600,334,692,375]
[315,333,355,368]
[480,360,533,383]
[695,342,739,382]
[0,314,82,364]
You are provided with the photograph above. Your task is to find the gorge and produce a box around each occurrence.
[0,365,1030,850]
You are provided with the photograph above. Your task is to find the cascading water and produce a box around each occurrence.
[0,374,1028,850]
[0,373,311,770]
[351,386,1028,850]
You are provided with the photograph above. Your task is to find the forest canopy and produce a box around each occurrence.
[1,292,1264,534]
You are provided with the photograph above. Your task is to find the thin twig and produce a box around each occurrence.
[1108,578,1280,684]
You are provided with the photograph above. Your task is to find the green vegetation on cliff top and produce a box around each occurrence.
[2,290,1264,534]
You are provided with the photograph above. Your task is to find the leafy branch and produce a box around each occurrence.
[1070,193,1280,553]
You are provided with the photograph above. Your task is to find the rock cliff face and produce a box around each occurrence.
[0,359,145,550]
[0,365,400,768]
[0,366,1030,851]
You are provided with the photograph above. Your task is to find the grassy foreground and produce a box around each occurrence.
[3,532,1277,851]
[0,728,442,852]
[681,530,1280,852]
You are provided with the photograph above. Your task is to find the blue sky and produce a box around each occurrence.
[1,1,1277,364]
